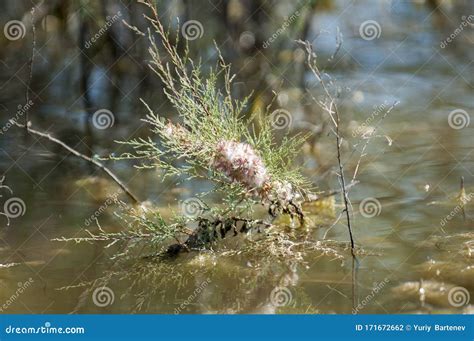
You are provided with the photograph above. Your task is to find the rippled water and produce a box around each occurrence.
[0,0,473,314]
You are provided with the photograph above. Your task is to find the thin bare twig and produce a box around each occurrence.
[14,122,140,204]
[323,210,345,240]
[25,6,36,130]
[297,39,355,255]
[328,27,342,62]
[350,101,399,184]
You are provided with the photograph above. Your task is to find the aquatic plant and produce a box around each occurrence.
[53,1,367,262]
[105,1,315,254]
[50,1,376,312]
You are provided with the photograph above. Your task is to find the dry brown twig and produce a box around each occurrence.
[14,122,140,204]
[297,39,355,255]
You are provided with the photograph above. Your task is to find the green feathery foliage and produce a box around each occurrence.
[115,3,311,216]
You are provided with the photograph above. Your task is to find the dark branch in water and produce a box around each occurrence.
[164,217,273,257]
[13,122,140,204]
[297,39,355,256]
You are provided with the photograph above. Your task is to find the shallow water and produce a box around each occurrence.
[0,0,473,314]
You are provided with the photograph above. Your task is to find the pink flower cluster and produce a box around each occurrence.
[212,140,270,191]
[212,140,297,206]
